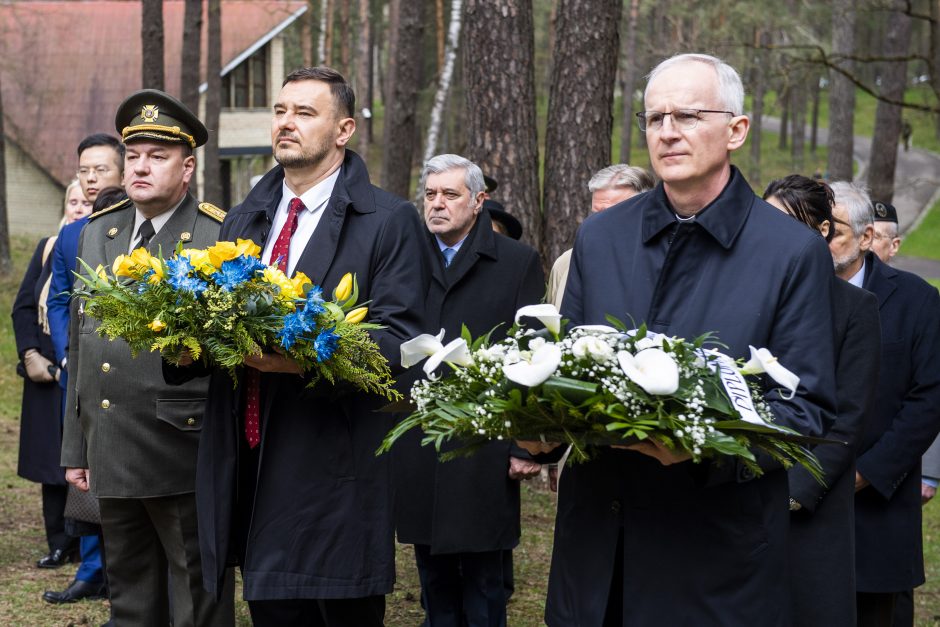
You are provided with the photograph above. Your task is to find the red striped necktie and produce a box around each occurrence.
[243,197,305,448]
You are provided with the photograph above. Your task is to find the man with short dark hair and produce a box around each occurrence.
[189,66,428,626]
[827,182,940,627]
[523,53,837,626]
[61,89,234,626]
[393,153,543,627]
[41,132,125,607]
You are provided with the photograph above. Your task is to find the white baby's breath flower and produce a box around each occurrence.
[572,335,615,364]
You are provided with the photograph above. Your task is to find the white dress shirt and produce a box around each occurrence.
[128,196,185,253]
[262,169,340,276]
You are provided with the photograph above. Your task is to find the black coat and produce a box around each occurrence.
[855,252,940,592]
[787,277,881,627]
[12,238,64,486]
[553,168,838,626]
[392,210,544,553]
[194,151,429,600]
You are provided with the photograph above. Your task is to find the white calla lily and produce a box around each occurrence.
[503,343,562,387]
[515,304,561,335]
[572,324,619,334]
[400,329,446,367]
[634,335,665,351]
[618,348,680,395]
[423,337,474,376]
[740,346,800,399]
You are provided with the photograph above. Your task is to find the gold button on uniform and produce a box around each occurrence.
[101,363,111,372]
[186,417,196,426]
[101,399,111,409]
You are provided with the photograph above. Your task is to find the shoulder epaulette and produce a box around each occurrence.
[198,202,226,223]
[87,197,132,221]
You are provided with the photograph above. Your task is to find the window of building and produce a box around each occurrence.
[221,46,268,109]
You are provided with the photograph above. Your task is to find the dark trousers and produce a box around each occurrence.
[892,589,914,627]
[857,591,898,627]
[40,483,74,553]
[413,544,508,627]
[248,596,386,627]
[99,494,234,627]
[602,530,624,627]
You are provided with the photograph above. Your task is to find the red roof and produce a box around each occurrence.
[0,1,305,185]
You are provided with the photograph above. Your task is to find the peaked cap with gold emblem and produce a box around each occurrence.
[115,89,209,148]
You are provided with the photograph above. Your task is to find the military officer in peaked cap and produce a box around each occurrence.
[61,89,234,626]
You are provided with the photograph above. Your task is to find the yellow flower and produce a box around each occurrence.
[112,254,136,278]
[291,272,312,297]
[147,257,164,284]
[94,264,108,280]
[129,247,154,268]
[207,241,238,268]
[148,318,167,332]
[235,238,262,258]
[263,267,295,300]
[181,249,215,274]
[334,272,353,301]
[345,306,368,324]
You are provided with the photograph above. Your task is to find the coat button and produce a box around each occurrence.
[101,399,110,409]
[610,500,622,513]
[186,417,196,426]
[101,363,111,372]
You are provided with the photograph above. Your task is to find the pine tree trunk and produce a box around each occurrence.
[790,75,806,172]
[181,0,203,114]
[435,0,445,75]
[542,0,622,265]
[380,0,425,198]
[0,71,12,275]
[302,0,316,67]
[749,29,767,185]
[339,0,350,73]
[322,0,335,66]
[618,0,640,164]
[778,84,789,150]
[141,0,165,90]
[463,0,541,247]
[203,0,223,205]
[828,0,856,182]
[355,0,373,160]
[867,0,912,203]
[809,73,820,153]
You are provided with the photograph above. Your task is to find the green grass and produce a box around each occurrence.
[902,196,940,260]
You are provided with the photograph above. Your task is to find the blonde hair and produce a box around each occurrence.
[60,179,82,228]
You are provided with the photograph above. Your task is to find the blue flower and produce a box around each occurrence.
[314,329,339,362]
[166,256,194,282]
[213,256,259,291]
[278,311,315,350]
[305,285,326,316]
[173,276,209,296]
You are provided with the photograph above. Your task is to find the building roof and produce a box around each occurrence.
[0,0,305,186]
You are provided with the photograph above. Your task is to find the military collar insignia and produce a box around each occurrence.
[180,231,192,242]
[141,105,159,122]
[198,202,225,223]
[107,227,119,238]
[88,196,133,222]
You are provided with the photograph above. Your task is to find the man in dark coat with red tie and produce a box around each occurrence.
[187,67,429,627]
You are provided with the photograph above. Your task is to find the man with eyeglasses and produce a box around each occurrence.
[520,53,837,625]
[42,133,124,609]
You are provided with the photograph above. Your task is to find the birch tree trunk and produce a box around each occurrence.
[419,0,463,178]
[141,0,165,89]
[542,0,622,265]
[463,0,541,246]
[380,0,425,198]
[827,0,856,182]
[867,0,912,203]
[181,0,203,114]
[203,0,223,205]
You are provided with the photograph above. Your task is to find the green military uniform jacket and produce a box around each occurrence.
[61,193,223,498]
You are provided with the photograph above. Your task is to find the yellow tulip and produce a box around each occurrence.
[334,273,353,301]
[207,241,238,268]
[148,318,167,332]
[235,238,262,258]
[112,254,136,278]
[345,306,368,324]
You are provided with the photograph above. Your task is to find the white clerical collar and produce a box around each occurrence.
[847,258,867,288]
[281,168,341,215]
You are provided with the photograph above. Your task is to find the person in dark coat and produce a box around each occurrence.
[179,67,428,627]
[520,53,837,626]
[824,182,940,627]
[12,179,92,568]
[392,154,543,627]
[763,175,881,627]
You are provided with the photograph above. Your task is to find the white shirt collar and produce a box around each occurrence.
[130,195,186,253]
[281,168,341,215]
[847,258,867,288]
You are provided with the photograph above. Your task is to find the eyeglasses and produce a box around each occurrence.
[77,166,114,179]
[636,109,734,132]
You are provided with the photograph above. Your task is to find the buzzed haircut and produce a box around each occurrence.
[283,66,356,119]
